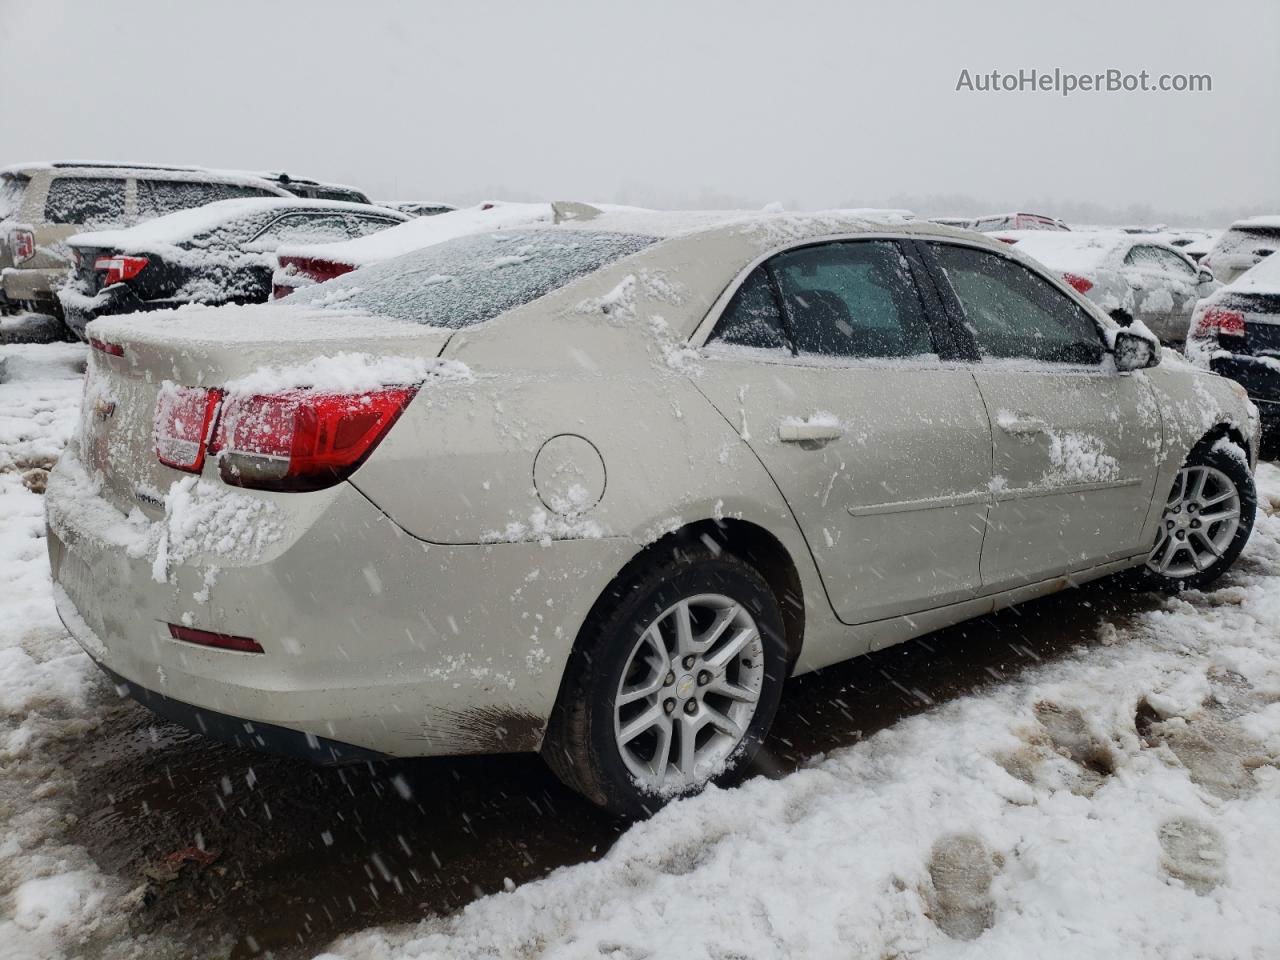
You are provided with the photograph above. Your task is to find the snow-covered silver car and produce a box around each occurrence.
[1001,230,1220,345]
[46,211,1259,816]
[1201,216,1280,285]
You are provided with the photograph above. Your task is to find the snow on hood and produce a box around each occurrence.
[66,198,399,253]
[998,230,1128,274]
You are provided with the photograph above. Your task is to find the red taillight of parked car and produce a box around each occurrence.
[1192,306,1246,341]
[211,387,418,492]
[154,385,224,473]
[1062,272,1094,294]
[95,255,149,286]
[89,337,125,357]
[168,623,264,654]
[273,256,355,298]
[12,229,35,264]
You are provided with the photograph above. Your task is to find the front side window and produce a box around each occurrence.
[930,243,1102,364]
[346,215,403,238]
[137,179,277,219]
[771,241,933,358]
[44,177,126,227]
[1124,245,1166,269]
[1151,248,1198,278]
[283,229,656,328]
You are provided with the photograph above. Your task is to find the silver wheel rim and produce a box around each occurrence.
[613,593,765,795]
[1147,464,1241,579]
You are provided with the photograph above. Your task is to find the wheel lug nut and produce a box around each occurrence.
[1172,506,1181,514]
[682,655,696,670]
[1187,503,1197,513]
[664,698,676,714]
[1175,530,1186,540]
[683,699,698,715]
[663,672,675,686]
[1191,519,1201,529]
[697,670,711,686]
[1166,520,1175,529]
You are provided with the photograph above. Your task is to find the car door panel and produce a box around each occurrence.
[921,239,1164,588]
[694,239,993,625]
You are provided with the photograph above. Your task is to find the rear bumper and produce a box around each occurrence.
[1209,354,1280,430]
[46,447,635,758]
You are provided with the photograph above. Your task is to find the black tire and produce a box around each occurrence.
[1141,441,1256,592]
[542,544,788,818]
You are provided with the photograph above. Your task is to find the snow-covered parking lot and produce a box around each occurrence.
[2,337,1278,959]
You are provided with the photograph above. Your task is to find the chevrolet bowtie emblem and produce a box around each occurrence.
[93,399,116,421]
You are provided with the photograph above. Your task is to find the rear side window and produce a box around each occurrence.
[930,243,1103,364]
[284,230,656,328]
[0,174,27,221]
[772,241,933,358]
[44,177,126,227]
[710,267,788,351]
[347,215,402,238]
[137,179,278,219]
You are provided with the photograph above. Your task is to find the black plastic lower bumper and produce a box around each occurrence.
[91,658,386,765]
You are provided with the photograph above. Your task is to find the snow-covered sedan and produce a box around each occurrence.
[46,210,1259,817]
[1188,251,1280,445]
[57,198,408,339]
[1000,230,1219,345]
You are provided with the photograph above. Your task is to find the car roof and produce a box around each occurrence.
[0,161,360,195]
[66,197,407,251]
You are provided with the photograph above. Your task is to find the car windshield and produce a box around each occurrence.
[283,229,657,328]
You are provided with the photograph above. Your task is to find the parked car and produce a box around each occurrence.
[57,197,407,339]
[971,212,1069,232]
[999,230,1220,344]
[46,211,1258,817]
[271,200,640,298]
[0,162,368,319]
[376,200,457,217]
[1187,251,1280,446]
[1200,216,1280,284]
[928,217,974,229]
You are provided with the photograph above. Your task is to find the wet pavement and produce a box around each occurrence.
[61,579,1162,959]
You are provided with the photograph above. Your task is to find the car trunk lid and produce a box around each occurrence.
[79,303,453,514]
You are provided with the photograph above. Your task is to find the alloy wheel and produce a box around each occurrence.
[1147,464,1242,579]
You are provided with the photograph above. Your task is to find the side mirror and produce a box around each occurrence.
[1198,267,1215,284]
[1113,329,1161,372]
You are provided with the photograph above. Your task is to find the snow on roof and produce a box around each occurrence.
[67,198,403,251]
[0,161,360,194]
[277,201,559,267]
[998,230,1132,273]
[1233,215,1280,229]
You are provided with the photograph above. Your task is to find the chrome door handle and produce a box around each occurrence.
[999,416,1045,436]
[779,421,844,443]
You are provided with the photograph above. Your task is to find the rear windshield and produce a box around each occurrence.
[1213,226,1280,257]
[137,179,279,219]
[284,229,657,328]
[0,174,27,221]
[44,176,127,227]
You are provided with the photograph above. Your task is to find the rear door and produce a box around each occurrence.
[920,240,1163,589]
[694,238,993,624]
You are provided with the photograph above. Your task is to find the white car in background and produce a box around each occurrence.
[1000,230,1219,345]
[1201,216,1280,284]
[971,212,1069,232]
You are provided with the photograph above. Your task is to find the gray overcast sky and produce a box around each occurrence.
[2,0,1277,224]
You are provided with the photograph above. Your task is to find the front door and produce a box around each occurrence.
[922,240,1164,590]
[694,239,993,624]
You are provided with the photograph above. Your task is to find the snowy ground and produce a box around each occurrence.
[1,340,1278,959]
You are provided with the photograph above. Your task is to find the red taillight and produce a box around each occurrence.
[90,337,125,357]
[276,255,355,286]
[1063,272,1094,294]
[212,387,417,491]
[94,254,149,286]
[155,385,223,473]
[12,229,35,264]
[1193,306,1246,340]
[168,623,263,654]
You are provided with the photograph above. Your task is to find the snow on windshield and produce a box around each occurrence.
[283,229,657,328]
